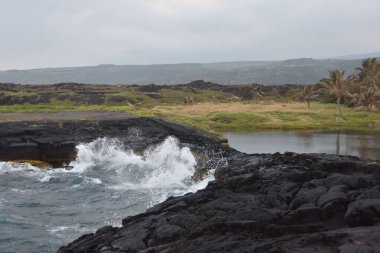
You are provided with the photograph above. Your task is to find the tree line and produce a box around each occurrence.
[300,58,380,116]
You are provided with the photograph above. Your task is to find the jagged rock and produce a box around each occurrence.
[58,151,380,253]
[0,117,224,167]
[2,116,378,252]
[345,199,380,227]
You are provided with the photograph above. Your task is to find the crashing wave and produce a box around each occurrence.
[0,136,219,208]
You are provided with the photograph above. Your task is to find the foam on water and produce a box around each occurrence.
[0,136,217,253]
[69,136,211,193]
[0,136,213,193]
[0,162,40,174]
[39,175,51,183]
[48,224,88,237]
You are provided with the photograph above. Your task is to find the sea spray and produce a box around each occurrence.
[0,161,40,174]
[0,136,218,252]
[70,136,201,189]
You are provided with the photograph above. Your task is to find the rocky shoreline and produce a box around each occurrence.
[0,115,223,167]
[0,115,379,252]
[58,151,380,253]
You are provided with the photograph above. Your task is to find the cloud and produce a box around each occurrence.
[0,0,379,69]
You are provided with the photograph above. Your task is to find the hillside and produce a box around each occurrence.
[0,58,366,85]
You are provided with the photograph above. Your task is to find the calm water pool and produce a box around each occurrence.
[224,130,380,160]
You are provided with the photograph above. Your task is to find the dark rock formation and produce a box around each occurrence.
[58,150,380,252]
[0,117,223,167]
[0,82,305,107]
[2,116,378,252]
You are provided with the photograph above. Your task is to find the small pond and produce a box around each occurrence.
[224,130,380,160]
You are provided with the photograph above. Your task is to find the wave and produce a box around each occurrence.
[0,136,221,251]
[70,136,205,188]
[0,162,40,174]
[0,136,217,208]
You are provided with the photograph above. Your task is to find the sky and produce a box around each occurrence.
[0,0,379,70]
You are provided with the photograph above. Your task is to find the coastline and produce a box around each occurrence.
[0,113,379,252]
[57,139,380,252]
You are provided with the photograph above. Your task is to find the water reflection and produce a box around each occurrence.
[336,133,340,155]
[224,130,380,160]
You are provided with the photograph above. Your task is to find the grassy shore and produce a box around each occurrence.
[1,101,379,133]
[153,102,380,132]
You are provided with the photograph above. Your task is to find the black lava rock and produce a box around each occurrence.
[58,152,380,252]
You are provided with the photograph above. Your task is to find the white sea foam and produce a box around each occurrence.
[10,188,32,194]
[0,136,216,205]
[0,162,40,174]
[69,136,213,193]
[0,136,221,252]
[48,224,89,238]
[84,177,102,185]
[40,175,52,182]
[49,225,79,234]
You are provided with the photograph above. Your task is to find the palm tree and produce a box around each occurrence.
[348,86,380,112]
[376,75,380,88]
[300,85,318,109]
[356,58,380,81]
[319,69,354,118]
[372,69,380,88]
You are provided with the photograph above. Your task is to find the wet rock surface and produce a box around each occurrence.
[58,149,380,252]
[0,116,222,167]
[1,116,379,252]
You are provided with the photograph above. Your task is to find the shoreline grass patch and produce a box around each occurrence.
[0,101,379,133]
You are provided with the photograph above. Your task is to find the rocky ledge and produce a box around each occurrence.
[1,115,379,252]
[0,116,223,167]
[58,151,380,251]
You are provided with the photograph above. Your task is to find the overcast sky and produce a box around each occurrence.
[0,0,379,70]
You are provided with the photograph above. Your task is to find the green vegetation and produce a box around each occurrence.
[0,60,379,133]
[319,69,355,118]
[2,91,38,97]
[299,85,318,109]
[349,58,380,111]
[156,102,380,132]
[316,59,380,118]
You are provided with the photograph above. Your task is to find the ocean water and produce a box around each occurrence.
[0,136,216,253]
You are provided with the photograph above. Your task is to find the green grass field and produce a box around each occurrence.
[1,83,379,133]
[1,100,379,133]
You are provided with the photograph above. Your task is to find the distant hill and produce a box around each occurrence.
[325,52,380,60]
[0,56,377,85]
